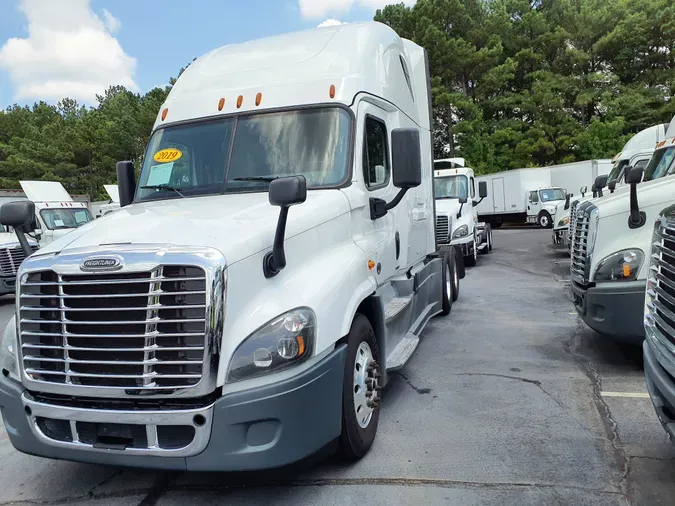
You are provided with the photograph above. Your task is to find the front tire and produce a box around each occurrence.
[450,247,460,302]
[464,239,477,267]
[480,225,493,254]
[538,211,552,229]
[440,251,454,314]
[339,314,381,461]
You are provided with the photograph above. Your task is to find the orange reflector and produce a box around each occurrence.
[297,336,305,356]
[329,84,336,99]
[218,98,225,111]
[255,93,262,106]
[368,260,375,270]
[623,264,631,277]
[161,108,168,121]
[237,95,243,108]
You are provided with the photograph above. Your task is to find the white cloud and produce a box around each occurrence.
[102,8,121,33]
[0,0,137,104]
[317,19,345,28]
[299,0,416,19]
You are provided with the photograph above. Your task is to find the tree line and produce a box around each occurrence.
[1,0,673,199]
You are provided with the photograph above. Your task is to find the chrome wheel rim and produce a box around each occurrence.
[540,216,548,227]
[445,261,452,302]
[353,342,379,429]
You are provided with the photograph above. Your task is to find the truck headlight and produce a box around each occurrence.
[594,249,644,282]
[452,225,469,239]
[227,308,315,382]
[557,216,570,227]
[1,318,19,382]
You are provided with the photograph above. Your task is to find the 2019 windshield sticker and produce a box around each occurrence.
[153,148,183,163]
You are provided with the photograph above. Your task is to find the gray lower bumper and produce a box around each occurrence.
[569,280,645,344]
[644,339,675,441]
[0,345,347,471]
[0,276,16,296]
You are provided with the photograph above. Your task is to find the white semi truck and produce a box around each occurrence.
[434,158,492,268]
[643,200,675,442]
[0,22,459,471]
[0,224,38,296]
[569,120,675,344]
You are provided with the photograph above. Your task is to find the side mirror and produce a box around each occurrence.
[478,181,488,199]
[0,201,36,256]
[580,185,587,197]
[116,161,136,207]
[459,197,468,205]
[391,128,422,189]
[370,128,421,220]
[594,175,608,198]
[627,167,646,229]
[626,166,643,185]
[264,176,307,278]
[607,179,617,193]
[564,193,571,210]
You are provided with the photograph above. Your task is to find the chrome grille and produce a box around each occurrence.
[436,215,450,244]
[646,213,675,350]
[570,203,593,284]
[19,264,211,394]
[567,200,579,245]
[0,244,38,277]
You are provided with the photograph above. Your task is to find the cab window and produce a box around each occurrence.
[362,116,389,190]
[470,177,476,198]
[529,191,539,203]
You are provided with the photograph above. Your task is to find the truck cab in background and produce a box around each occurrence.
[0,223,38,296]
[93,184,121,218]
[434,158,491,267]
[19,181,93,247]
[0,22,458,471]
[526,187,567,228]
[569,116,675,344]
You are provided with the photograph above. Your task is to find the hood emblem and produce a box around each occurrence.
[80,256,123,272]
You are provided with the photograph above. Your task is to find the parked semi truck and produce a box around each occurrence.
[569,119,675,343]
[434,158,492,268]
[0,224,38,296]
[643,201,675,442]
[0,22,460,471]
[91,185,121,219]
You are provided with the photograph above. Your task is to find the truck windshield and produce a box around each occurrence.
[434,175,468,199]
[539,188,566,202]
[135,107,351,202]
[644,147,675,181]
[40,208,93,230]
[608,160,628,183]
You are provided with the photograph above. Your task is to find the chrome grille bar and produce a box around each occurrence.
[436,215,450,244]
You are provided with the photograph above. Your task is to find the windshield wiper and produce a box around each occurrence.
[141,184,186,198]
[233,176,279,182]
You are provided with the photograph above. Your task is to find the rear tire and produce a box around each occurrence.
[441,251,454,315]
[480,225,493,254]
[339,314,381,461]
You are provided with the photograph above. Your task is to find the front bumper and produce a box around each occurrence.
[450,235,474,256]
[0,345,347,471]
[0,276,16,296]
[644,339,675,441]
[569,280,645,344]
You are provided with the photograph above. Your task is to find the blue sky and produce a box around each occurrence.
[0,0,414,109]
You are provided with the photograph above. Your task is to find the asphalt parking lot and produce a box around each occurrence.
[2,229,675,505]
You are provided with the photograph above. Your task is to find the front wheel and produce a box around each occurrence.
[339,314,381,461]
[538,211,552,229]
[464,239,477,267]
[440,250,455,314]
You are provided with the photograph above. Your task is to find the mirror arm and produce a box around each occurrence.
[472,197,484,207]
[628,183,646,229]
[456,202,464,219]
[263,206,290,278]
[369,188,410,220]
[13,225,33,257]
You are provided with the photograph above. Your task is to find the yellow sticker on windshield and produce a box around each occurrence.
[153,148,182,163]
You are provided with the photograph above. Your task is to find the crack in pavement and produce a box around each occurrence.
[452,373,568,410]
[628,455,675,463]
[563,321,631,502]
[87,470,123,498]
[136,472,178,506]
[392,371,431,394]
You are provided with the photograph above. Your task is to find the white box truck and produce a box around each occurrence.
[434,158,492,270]
[476,167,567,228]
[0,22,459,471]
[569,118,675,344]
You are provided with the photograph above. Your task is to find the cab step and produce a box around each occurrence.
[383,296,412,322]
[386,334,420,371]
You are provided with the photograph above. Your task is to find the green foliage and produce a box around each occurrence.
[375,0,675,172]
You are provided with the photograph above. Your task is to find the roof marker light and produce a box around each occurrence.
[237,95,244,109]
[218,98,225,111]
[161,108,168,121]
[255,93,263,106]
[329,85,336,99]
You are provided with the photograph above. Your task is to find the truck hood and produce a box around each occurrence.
[435,198,462,217]
[594,176,675,219]
[36,191,351,265]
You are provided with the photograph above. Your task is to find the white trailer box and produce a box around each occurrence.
[549,159,612,197]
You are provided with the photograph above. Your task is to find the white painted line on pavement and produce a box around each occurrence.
[600,392,650,399]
